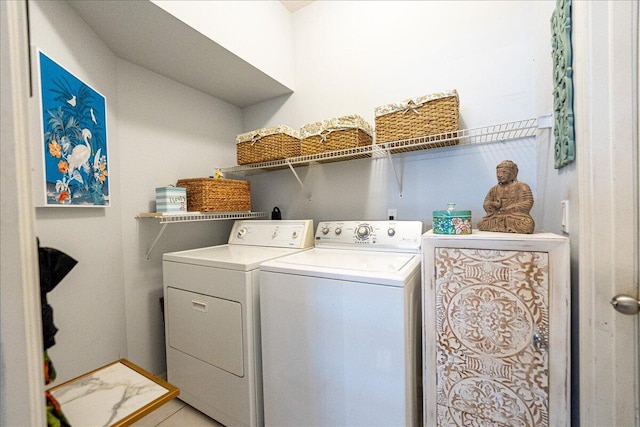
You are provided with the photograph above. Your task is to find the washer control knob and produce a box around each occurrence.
[292,231,299,239]
[237,228,247,239]
[272,230,279,238]
[356,225,371,239]
[322,227,330,235]
[387,227,396,237]
[335,227,342,235]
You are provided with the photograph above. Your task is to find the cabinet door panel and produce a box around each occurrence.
[434,248,549,427]
[437,403,513,427]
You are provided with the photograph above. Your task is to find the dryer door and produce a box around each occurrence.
[167,287,244,377]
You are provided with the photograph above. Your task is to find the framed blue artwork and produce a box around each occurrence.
[38,49,110,206]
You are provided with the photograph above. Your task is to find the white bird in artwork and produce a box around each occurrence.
[66,95,76,107]
[90,107,97,124]
[68,128,92,170]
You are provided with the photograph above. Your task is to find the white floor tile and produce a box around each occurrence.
[131,398,222,427]
[155,404,224,427]
[130,398,186,426]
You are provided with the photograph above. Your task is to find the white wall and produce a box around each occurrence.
[28,0,244,382]
[29,0,127,382]
[249,1,539,128]
[243,1,558,232]
[117,59,242,373]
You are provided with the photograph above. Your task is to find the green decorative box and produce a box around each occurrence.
[433,203,472,235]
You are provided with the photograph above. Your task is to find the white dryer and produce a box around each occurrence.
[162,219,314,427]
[259,220,423,427]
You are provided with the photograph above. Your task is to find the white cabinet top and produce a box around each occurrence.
[423,229,569,243]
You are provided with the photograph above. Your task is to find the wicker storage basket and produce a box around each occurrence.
[236,125,301,165]
[300,115,373,156]
[175,178,251,212]
[375,89,459,151]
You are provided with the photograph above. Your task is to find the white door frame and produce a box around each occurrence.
[574,1,639,426]
[0,0,45,425]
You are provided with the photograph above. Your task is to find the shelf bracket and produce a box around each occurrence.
[146,223,168,260]
[384,149,403,197]
[287,161,312,201]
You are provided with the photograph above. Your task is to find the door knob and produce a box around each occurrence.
[610,294,640,315]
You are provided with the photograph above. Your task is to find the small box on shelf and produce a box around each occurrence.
[155,186,187,213]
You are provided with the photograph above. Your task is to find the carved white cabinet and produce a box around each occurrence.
[422,230,570,427]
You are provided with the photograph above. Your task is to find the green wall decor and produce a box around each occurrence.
[551,0,575,169]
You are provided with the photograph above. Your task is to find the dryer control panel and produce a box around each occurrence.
[315,221,423,252]
[228,220,314,248]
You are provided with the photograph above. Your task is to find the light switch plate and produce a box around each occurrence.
[561,200,569,234]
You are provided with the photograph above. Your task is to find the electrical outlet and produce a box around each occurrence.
[387,208,397,220]
[561,200,569,234]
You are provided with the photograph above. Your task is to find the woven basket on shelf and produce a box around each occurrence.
[175,178,251,212]
[300,115,373,156]
[236,125,301,165]
[375,89,460,152]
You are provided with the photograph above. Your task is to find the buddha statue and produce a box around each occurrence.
[478,160,535,234]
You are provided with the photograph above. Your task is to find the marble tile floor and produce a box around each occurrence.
[132,398,224,427]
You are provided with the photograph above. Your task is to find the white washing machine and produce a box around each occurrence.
[259,220,423,427]
[162,219,314,427]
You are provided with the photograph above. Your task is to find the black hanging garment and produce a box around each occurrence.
[38,241,77,427]
[38,243,77,350]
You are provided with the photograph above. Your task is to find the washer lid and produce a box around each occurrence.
[259,248,421,286]
[163,245,308,270]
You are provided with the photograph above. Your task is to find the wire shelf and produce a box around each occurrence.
[161,211,266,224]
[221,144,380,174]
[380,117,539,153]
[218,118,539,174]
[137,211,268,224]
